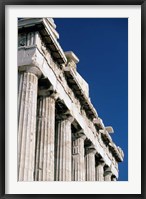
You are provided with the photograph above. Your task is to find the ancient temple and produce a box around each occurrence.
[18,18,124,182]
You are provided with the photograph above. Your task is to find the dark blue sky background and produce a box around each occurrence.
[55,18,128,181]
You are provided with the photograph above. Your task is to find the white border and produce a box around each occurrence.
[5,5,141,194]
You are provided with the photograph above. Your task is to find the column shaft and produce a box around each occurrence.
[95,163,104,181]
[104,171,112,181]
[85,150,96,181]
[18,72,38,181]
[55,118,72,181]
[72,136,85,181]
[34,95,55,181]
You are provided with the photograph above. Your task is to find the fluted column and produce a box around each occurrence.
[18,66,41,181]
[85,148,96,181]
[72,134,86,181]
[34,93,57,181]
[95,161,105,181]
[104,168,112,181]
[55,116,74,181]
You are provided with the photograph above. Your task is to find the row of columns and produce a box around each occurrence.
[18,68,117,181]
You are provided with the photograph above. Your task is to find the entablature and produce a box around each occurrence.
[18,18,67,65]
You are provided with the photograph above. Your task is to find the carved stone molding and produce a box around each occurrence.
[18,65,42,78]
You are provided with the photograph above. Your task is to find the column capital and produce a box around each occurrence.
[56,107,74,123]
[50,92,59,100]
[18,65,42,78]
[76,129,86,140]
[96,159,105,167]
[86,147,97,155]
[79,134,86,140]
[66,115,74,123]
[38,78,58,98]
[104,167,113,177]
[38,88,59,100]
[104,166,111,172]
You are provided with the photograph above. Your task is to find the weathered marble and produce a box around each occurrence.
[95,161,105,181]
[72,134,86,181]
[18,71,38,181]
[85,149,96,181]
[104,168,113,181]
[18,18,124,182]
[34,94,56,181]
[55,116,74,181]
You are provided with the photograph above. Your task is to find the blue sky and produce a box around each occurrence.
[54,18,128,181]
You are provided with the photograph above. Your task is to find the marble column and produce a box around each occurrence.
[34,93,57,181]
[95,161,105,181]
[104,168,112,181]
[72,134,86,181]
[18,67,41,181]
[85,148,96,181]
[55,116,74,181]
